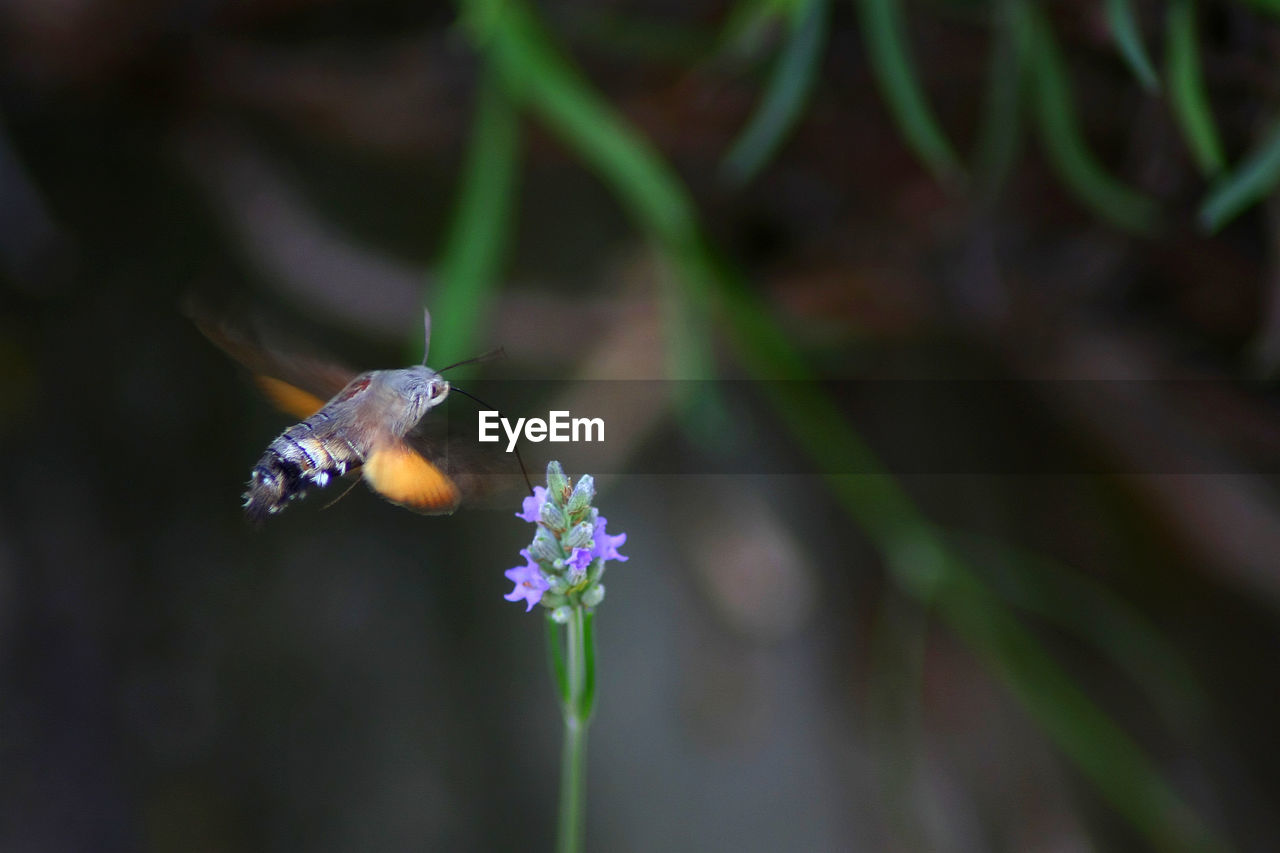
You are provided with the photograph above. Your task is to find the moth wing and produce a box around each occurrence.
[191,309,359,411]
[362,439,461,515]
[400,424,531,511]
[254,376,330,420]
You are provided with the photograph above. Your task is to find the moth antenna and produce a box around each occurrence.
[438,347,506,374]
[450,384,535,496]
[421,308,432,365]
[320,474,362,511]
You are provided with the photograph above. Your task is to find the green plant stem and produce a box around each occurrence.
[555,606,593,853]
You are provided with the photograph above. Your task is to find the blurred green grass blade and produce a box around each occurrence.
[713,268,1230,853]
[1200,118,1280,230]
[953,533,1209,738]
[569,10,715,64]
[1107,0,1160,93]
[463,0,698,250]
[460,0,722,399]
[932,556,1230,853]
[714,0,791,60]
[1239,0,1280,17]
[856,0,965,185]
[721,0,830,185]
[1018,1,1159,234]
[1167,0,1226,176]
[971,0,1027,202]
[430,71,521,371]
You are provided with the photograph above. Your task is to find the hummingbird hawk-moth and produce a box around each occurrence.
[198,309,497,522]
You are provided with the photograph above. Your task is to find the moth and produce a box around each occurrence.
[198,309,500,522]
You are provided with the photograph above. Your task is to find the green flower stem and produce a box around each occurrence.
[555,606,594,853]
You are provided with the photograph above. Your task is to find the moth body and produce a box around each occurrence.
[242,366,451,521]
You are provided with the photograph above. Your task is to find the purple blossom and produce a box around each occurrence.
[566,547,593,573]
[516,486,548,523]
[591,516,628,563]
[504,549,550,612]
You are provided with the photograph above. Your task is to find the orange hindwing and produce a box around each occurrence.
[362,441,461,515]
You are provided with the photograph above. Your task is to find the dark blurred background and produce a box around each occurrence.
[2,0,1280,850]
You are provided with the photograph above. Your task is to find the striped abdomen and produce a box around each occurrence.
[243,415,365,523]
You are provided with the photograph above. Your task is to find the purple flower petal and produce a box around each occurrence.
[504,549,550,611]
[516,486,548,523]
[591,516,628,563]
[566,547,593,573]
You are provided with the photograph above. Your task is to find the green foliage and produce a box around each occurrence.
[856,0,965,185]
[1201,118,1280,230]
[430,71,522,372]
[1108,0,1161,92]
[1167,0,1227,176]
[721,0,831,185]
[1017,1,1159,233]
[971,0,1027,200]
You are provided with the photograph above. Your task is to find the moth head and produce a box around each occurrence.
[387,365,450,430]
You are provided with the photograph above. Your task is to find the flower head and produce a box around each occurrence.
[504,461,628,613]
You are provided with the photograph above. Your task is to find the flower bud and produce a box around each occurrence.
[586,557,605,587]
[540,498,568,532]
[581,585,605,607]
[566,474,595,516]
[563,521,594,551]
[530,527,563,564]
[545,461,570,504]
[550,605,573,624]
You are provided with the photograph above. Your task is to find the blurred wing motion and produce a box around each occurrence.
[363,439,461,514]
[190,308,358,408]
[254,376,329,420]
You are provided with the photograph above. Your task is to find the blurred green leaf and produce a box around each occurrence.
[953,532,1210,738]
[1200,118,1280,230]
[721,0,830,185]
[429,71,521,372]
[1167,0,1226,176]
[715,0,794,60]
[1238,0,1280,17]
[459,0,725,436]
[569,9,714,64]
[855,0,965,185]
[1018,1,1159,234]
[1107,0,1160,93]
[932,551,1229,853]
[971,0,1027,202]
[713,265,1229,852]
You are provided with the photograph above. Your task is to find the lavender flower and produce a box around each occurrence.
[591,516,628,563]
[504,461,627,613]
[503,549,550,612]
[516,486,548,523]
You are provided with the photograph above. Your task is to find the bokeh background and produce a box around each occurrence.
[3,0,1280,850]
